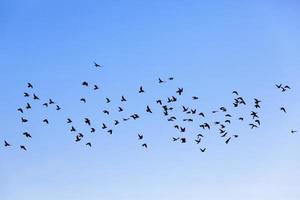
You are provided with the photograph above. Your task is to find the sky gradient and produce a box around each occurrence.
[1,1,300,200]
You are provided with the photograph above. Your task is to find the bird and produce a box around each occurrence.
[20,145,27,151]
[139,86,145,93]
[142,143,148,148]
[138,134,143,140]
[156,100,162,105]
[70,126,76,132]
[176,88,183,95]
[94,62,101,68]
[180,127,186,132]
[291,130,298,134]
[80,98,86,103]
[17,108,23,113]
[199,112,205,117]
[249,124,258,129]
[4,140,11,147]
[102,123,107,129]
[200,148,206,152]
[195,138,201,144]
[49,99,55,104]
[180,138,186,143]
[106,98,111,103]
[24,92,30,97]
[232,91,239,95]
[238,117,244,121]
[26,103,31,109]
[84,118,91,126]
[21,117,28,123]
[251,111,259,119]
[121,96,127,102]
[118,107,123,112]
[43,119,49,124]
[27,83,33,88]
[255,120,261,125]
[75,135,81,142]
[33,94,40,100]
[67,118,72,123]
[146,106,152,113]
[103,110,110,115]
[91,128,96,133]
[114,120,119,125]
[130,114,140,120]
[23,132,32,138]
[182,106,189,112]
[56,105,61,111]
[82,81,89,87]
[225,137,231,144]
[158,78,165,84]
[276,84,282,89]
[169,77,174,80]
[192,96,199,100]
[172,137,180,141]
[280,107,287,113]
[43,103,48,107]
[94,85,99,90]
[107,129,113,135]
[86,142,92,147]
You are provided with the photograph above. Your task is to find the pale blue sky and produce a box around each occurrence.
[1,1,300,200]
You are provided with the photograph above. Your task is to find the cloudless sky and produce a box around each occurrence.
[1,1,300,200]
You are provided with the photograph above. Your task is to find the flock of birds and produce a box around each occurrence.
[2,62,298,152]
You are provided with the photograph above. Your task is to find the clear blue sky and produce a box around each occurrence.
[1,1,300,200]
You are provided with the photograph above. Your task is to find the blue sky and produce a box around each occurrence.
[1,1,300,200]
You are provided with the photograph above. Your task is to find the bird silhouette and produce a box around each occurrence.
[146,106,152,113]
[21,117,28,123]
[225,137,231,144]
[27,83,33,88]
[138,134,143,140]
[176,88,183,95]
[49,99,55,104]
[118,107,123,112]
[4,140,11,147]
[86,142,92,147]
[94,85,99,90]
[82,81,89,87]
[121,96,127,102]
[94,62,101,68]
[106,98,111,103]
[20,145,27,151]
[43,119,49,124]
[17,108,23,113]
[280,107,287,113]
[139,86,145,93]
[23,132,32,138]
[26,103,31,109]
[84,118,91,126]
[91,128,96,133]
[24,92,30,97]
[33,94,40,100]
[67,118,72,123]
[142,143,147,148]
[200,148,206,152]
[80,98,86,103]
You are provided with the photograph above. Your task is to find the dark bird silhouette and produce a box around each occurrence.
[4,140,11,147]
[27,83,33,88]
[200,148,206,152]
[82,81,89,87]
[169,77,174,80]
[182,106,189,112]
[70,126,76,132]
[103,110,110,115]
[130,114,140,120]
[291,130,298,134]
[239,117,244,121]
[118,107,123,112]
[249,123,258,129]
[142,143,147,148]
[255,119,261,125]
[43,119,49,124]
[156,100,162,105]
[276,84,282,89]
[80,98,86,103]
[114,120,119,125]
[158,78,165,84]
[195,138,201,144]
[232,91,239,95]
[107,129,113,135]
[139,86,145,93]
[174,125,179,129]
[138,134,143,140]
[225,137,231,144]
[181,138,186,143]
[17,108,23,113]
[221,132,228,137]
[43,103,48,107]
[20,145,27,151]
[199,112,205,117]
[56,105,61,111]
[123,118,130,121]
[49,99,55,104]
[280,107,287,113]
[91,128,96,133]
[192,96,199,100]
[102,123,107,129]
[172,137,180,141]
[176,88,183,95]
[94,62,101,68]
[75,135,81,142]
[180,127,186,132]
[67,118,72,123]
[106,98,111,103]
[24,92,30,97]
[251,111,259,119]
[21,117,28,123]
[146,105,152,113]
[33,94,40,100]
[84,118,91,126]
[94,85,99,90]
[121,96,127,102]
[86,142,92,147]
[26,103,31,109]
[23,132,32,138]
